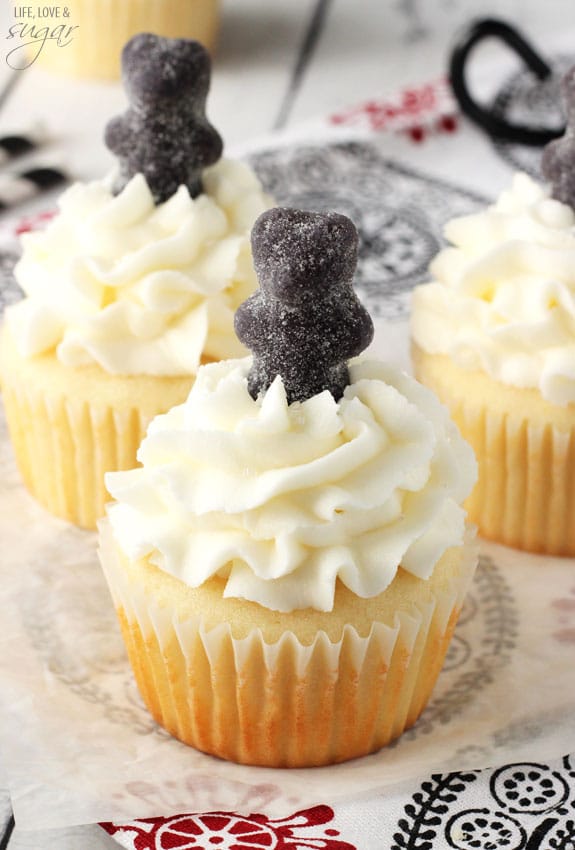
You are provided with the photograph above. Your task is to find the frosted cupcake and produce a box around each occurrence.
[0,34,271,528]
[411,71,575,555]
[99,207,478,768]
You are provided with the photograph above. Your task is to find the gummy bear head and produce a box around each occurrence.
[251,207,359,305]
[122,33,211,107]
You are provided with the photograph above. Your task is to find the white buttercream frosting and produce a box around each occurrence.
[105,357,477,612]
[6,159,271,375]
[412,173,575,405]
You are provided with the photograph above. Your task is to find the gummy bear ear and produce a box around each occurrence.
[322,213,359,278]
[121,32,155,66]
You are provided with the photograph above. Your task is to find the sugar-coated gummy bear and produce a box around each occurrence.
[235,207,374,404]
[105,33,223,204]
[542,66,575,208]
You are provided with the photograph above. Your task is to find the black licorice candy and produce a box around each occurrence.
[105,33,223,204]
[235,207,374,405]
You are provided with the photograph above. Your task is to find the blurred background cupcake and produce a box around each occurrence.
[0,33,271,528]
[18,0,219,79]
[411,66,575,556]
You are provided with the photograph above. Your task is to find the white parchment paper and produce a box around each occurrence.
[1,321,575,830]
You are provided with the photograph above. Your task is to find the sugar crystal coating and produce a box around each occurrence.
[235,207,374,404]
[542,66,575,208]
[105,33,222,204]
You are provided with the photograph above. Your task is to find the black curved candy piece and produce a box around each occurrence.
[104,33,223,204]
[541,66,575,207]
[235,207,374,404]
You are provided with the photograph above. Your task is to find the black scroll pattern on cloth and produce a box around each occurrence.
[248,141,488,319]
[0,251,21,314]
[16,530,163,737]
[391,756,575,850]
[0,141,489,322]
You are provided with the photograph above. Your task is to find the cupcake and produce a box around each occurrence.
[21,0,220,79]
[411,70,575,555]
[99,207,478,768]
[0,34,271,529]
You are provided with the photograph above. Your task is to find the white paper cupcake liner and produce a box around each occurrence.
[99,521,477,767]
[413,344,575,555]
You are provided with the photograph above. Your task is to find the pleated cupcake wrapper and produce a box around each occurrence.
[439,390,575,555]
[412,346,575,555]
[2,378,148,529]
[27,0,220,80]
[99,521,477,767]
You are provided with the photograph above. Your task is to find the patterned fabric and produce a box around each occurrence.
[101,760,575,850]
[102,806,356,850]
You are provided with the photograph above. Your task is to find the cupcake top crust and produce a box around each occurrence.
[106,208,476,612]
[5,34,272,376]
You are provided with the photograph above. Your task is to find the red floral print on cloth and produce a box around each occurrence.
[101,805,356,850]
[329,77,459,142]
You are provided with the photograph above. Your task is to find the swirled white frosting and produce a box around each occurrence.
[411,173,575,406]
[105,357,476,612]
[6,159,271,375]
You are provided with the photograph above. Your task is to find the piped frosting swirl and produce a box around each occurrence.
[106,357,476,612]
[411,173,575,406]
[7,159,271,376]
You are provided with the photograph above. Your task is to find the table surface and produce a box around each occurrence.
[1,2,575,848]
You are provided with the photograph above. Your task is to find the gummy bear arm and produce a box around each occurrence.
[316,298,374,359]
[104,116,134,157]
[348,306,375,356]
[193,121,223,163]
[541,138,560,180]
[234,296,273,351]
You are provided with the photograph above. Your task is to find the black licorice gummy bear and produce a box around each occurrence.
[104,33,223,204]
[235,207,374,404]
[542,66,575,207]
